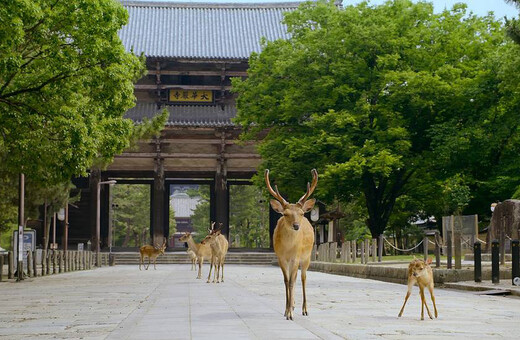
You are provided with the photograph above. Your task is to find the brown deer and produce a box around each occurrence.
[179,232,212,279]
[201,224,229,283]
[265,169,317,320]
[139,239,167,270]
[186,249,197,270]
[398,257,438,320]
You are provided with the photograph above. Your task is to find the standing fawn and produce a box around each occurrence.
[265,169,317,320]
[398,257,438,320]
[139,239,167,270]
[201,225,229,283]
[187,249,197,270]
[179,232,212,279]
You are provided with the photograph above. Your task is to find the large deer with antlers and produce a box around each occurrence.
[139,239,167,270]
[265,169,317,320]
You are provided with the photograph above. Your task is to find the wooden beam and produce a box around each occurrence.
[115,153,261,159]
[137,139,249,145]
[147,70,247,77]
[135,84,232,91]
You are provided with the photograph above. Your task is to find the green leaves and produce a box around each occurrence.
[234,0,516,236]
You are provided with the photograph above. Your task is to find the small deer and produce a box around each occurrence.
[398,257,438,320]
[265,169,317,320]
[179,232,212,279]
[187,249,197,270]
[139,239,167,270]
[201,223,229,283]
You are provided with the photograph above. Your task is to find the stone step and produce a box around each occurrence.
[109,252,277,265]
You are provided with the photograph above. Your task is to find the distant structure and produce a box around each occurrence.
[66,2,302,248]
[170,186,203,247]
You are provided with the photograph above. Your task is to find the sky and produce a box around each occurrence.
[135,0,519,19]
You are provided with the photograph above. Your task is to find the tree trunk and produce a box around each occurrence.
[122,222,131,247]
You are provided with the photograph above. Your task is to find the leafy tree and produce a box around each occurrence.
[188,186,211,243]
[233,0,516,238]
[229,185,269,248]
[505,0,520,43]
[112,184,150,247]
[0,0,168,246]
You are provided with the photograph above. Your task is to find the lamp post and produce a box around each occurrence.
[97,180,116,266]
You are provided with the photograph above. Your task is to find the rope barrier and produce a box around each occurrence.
[383,237,424,252]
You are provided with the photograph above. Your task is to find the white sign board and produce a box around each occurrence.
[77,243,84,251]
[12,229,36,271]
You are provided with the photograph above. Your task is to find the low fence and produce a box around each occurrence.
[0,250,109,282]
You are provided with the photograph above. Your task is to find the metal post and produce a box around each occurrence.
[17,173,25,282]
[512,240,519,286]
[63,204,68,272]
[0,254,3,281]
[446,228,452,269]
[32,250,37,277]
[8,251,13,279]
[434,231,441,268]
[492,240,500,284]
[378,234,383,262]
[474,242,481,283]
[423,236,428,261]
[27,251,32,277]
[96,183,101,267]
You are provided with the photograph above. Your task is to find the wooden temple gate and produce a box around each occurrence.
[66,2,300,249]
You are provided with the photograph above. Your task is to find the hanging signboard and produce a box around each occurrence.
[169,89,214,103]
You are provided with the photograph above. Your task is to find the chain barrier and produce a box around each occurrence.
[383,237,424,252]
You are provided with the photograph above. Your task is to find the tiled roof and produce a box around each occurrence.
[119,1,301,59]
[125,102,236,127]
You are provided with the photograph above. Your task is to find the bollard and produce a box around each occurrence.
[378,234,383,262]
[423,237,428,261]
[109,253,116,266]
[372,238,377,262]
[27,251,33,277]
[474,242,481,283]
[0,254,4,281]
[492,240,500,284]
[434,232,441,268]
[454,231,462,269]
[346,241,351,263]
[360,240,365,264]
[33,251,37,277]
[365,239,370,264]
[41,250,46,276]
[8,251,14,279]
[330,243,337,262]
[446,231,452,269]
[47,250,51,275]
[512,240,519,286]
[352,241,357,263]
[53,251,57,274]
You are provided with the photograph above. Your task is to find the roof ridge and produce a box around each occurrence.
[121,1,305,9]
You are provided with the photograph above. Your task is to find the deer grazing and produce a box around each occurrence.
[398,257,438,320]
[187,249,197,270]
[179,232,212,279]
[201,223,229,283]
[139,239,167,270]
[265,169,317,320]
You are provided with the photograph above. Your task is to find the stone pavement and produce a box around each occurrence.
[0,265,519,339]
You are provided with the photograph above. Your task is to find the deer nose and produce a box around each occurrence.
[293,223,300,230]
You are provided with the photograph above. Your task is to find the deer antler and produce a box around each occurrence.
[209,221,216,233]
[265,169,288,206]
[297,169,318,205]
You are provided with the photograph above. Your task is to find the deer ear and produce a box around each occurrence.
[301,198,316,213]
[270,199,284,213]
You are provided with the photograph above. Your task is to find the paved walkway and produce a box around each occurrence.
[0,265,519,339]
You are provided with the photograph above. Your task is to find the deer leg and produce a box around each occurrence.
[153,257,157,270]
[428,283,438,318]
[220,257,225,282]
[207,256,214,283]
[287,264,298,320]
[301,258,311,316]
[421,286,433,319]
[139,255,143,270]
[197,257,203,279]
[146,256,150,270]
[215,259,220,283]
[398,281,414,317]
[280,262,291,319]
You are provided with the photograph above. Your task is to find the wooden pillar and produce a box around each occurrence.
[89,169,101,250]
[214,173,229,239]
[152,156,166,246]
